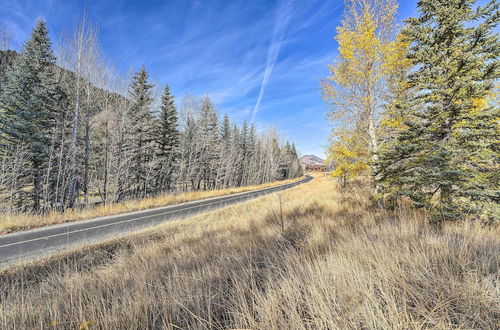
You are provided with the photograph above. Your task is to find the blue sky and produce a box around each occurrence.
[0,0,418,157]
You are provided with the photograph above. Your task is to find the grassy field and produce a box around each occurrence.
[0,173,498,329]
[0,177,303,234]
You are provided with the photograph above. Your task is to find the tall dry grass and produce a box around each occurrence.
[0,173,498,329]
[0,177,303,234]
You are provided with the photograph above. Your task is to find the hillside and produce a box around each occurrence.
[0,49,127,106]
[1,174,497,329]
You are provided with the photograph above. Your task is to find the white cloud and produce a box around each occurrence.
[251,0,294,123]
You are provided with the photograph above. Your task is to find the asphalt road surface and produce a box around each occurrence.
[0,175,312,267]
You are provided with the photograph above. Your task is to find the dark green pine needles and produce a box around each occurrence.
[377,0,500,222]
[0,20,61,211]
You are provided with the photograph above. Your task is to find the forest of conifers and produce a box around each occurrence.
[0,20,302,214]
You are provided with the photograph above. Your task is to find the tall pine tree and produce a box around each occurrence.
[127,66,154,198]
[198,97,219,189]
[0,20,59,210]
[220,114,230,142]
[377,0,499,222]
[155,85,179,193]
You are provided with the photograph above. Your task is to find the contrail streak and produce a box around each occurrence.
[251,0,293,122]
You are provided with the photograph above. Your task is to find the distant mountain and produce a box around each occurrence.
[299,155,325,166]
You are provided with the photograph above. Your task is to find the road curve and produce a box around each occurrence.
[0,175,312,266]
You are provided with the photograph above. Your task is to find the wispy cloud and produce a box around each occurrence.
[251,0,294,122]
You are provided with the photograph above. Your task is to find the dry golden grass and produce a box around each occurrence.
[0,177,303,234]
[0,173,498,329]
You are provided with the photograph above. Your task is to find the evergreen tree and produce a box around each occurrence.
[220,114,230,142]
[198,97,219,189]
[238,121,249,185]
[377,0,499,222]
[280,141,293,179]
[0,20,59,210]
[127,66,154,198]
[231,124,243,186]
[240,120,249,151]
[289,143,303,178]
[271,136,282,179]
[155,85,179,192]
[0,50,17,90]
[247,124,256,159]
[216,114,231,187]
[180,114,200,190]
[245,123,257,183]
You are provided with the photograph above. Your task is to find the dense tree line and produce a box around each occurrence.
[0,19,302,213]
[323,0,498,222]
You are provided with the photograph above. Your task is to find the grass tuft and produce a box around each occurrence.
[0,173,498,329]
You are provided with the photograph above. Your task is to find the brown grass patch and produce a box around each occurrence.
[0,173,498,329]
[0,177,303,234]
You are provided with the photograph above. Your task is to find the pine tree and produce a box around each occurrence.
[127,66,154,198]
[180,114,200,190]
[216,114,231,187]
[155,85,179,192]
[0,20,59,210]
[220,114,230,142]
[245,123,257,184]
[280,141,295,179]
[271,136,282,180]
[237,121,249,185]
[231,124,242,186]
[289,143,303,178]
[198,97,219,189]
[377,0,500,222]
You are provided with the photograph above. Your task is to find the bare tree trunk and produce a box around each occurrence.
[60,15,102,208]
[67,20,84,208]
[103,118,109,204]
[368,115,379,162]
[68,78,80,208]
[33,165,41,211]
[43,127,58,210]
[83,119,91,205]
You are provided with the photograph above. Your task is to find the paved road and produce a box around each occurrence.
[0,176,312,266]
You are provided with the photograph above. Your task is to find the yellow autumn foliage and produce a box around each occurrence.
[328,3,408,92]
[327,129,370,186]
[333,10,382,87]
[379,32,412,135]
[323,0,410,185]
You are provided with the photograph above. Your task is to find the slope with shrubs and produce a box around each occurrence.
[0,173,498,329]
